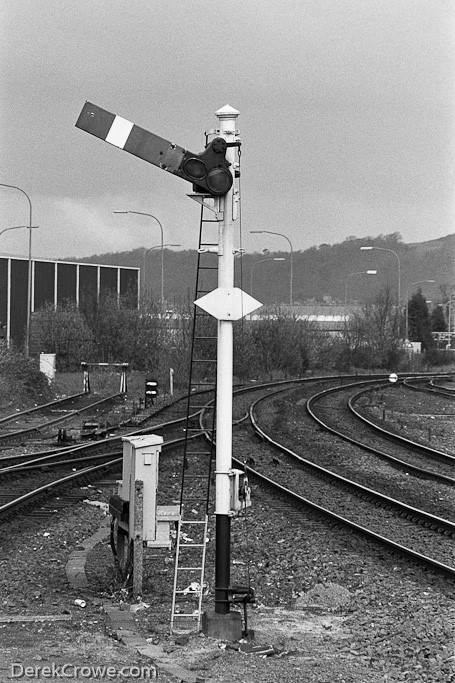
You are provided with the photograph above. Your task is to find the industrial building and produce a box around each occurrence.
[0,256,139,349]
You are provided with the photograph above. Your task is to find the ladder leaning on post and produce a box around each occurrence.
[170,199,218,633]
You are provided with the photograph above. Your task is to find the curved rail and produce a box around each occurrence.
[304,381,455,484]
[347,386,455,464]
[403,375,455,398]
[246,384,455,578]
[4,373,454,580]
[239,464,455,578]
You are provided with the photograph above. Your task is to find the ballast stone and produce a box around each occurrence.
[295,582,352,612]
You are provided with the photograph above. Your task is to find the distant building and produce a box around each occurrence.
[0,256,139,349]
[247,303,358,334]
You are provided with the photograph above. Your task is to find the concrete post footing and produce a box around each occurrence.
[201,610,243,641]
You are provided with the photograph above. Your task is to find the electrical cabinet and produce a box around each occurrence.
[116,435,179,548]
[229,468,251,514]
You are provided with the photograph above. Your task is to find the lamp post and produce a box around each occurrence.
[447,299,453,350]
[250,230,293,307]
[0,225,39,239]
[0,184,33,357]
[142,243,180,298]
[113,211,165,305]
[360,246,401,312]
[345,270,377,308]
[250,257,285,296]
[405,280,435,341]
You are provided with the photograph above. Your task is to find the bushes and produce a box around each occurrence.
[234,314,314,380]
[421,349,455,367]
[30,297,194,390]
[31,302,94,371]
[0,343,53,409]
[29,294,452,384]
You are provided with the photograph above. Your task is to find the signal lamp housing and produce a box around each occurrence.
[179,137,233,196]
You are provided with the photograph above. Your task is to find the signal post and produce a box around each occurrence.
[76,101,260,640]
[194,107,260,639]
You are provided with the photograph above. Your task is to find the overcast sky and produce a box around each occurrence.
[1,0,454,261]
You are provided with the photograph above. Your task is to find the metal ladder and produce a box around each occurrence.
[170,199,219,633]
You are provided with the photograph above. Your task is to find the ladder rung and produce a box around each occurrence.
[185,450,212,454]
[179,543,205,547]
[180,520,208,524]
[178,567,203,571]
[173,613,199,618]
[181,504,208,508]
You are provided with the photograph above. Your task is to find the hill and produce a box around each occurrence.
[67,232,455,306]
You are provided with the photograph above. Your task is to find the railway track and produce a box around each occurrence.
[403,375,455,398]
[232,378,455,579]
[0,391,127,446]
[0,379,313,526]
[2,374,454,581]
[305,380,455,483]
[0,389,207,470]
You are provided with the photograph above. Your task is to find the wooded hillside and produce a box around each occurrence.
[68,232,455,305]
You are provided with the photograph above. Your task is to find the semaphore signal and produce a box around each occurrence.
[75,101,233,196]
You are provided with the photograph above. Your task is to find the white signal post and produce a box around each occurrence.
[194,107,261,630]
[214,105,240,619]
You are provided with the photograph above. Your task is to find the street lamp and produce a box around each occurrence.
[250,230,294,307]
[0,184,33,358]
[113,211,166,305]
[405,279,435,341]
[250,257,285,296]
[360,246,401,311]
[345,270,377,307]
[142,243,181,297]
[0,225,39,239]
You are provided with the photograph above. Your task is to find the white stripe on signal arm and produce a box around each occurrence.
[105,116,134,148]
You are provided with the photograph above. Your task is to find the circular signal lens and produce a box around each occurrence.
[183,157,207,180]
[206,168,232,195]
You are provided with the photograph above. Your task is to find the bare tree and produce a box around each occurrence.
[341,285,403,369]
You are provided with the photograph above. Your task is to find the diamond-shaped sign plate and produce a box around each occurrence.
[195,287,262,321]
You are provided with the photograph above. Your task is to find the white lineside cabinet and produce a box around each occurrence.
[119,435,179,548]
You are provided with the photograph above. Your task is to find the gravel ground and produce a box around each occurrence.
[0,378,454,682]
[355,383,455,455]
[83,476,455,682]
